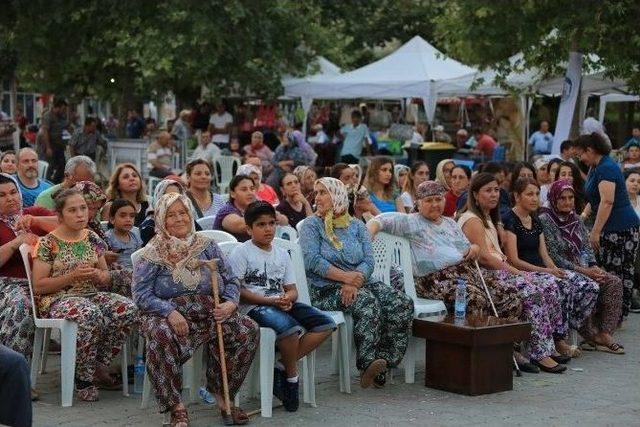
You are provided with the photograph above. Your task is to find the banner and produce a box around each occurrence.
[551,51,583,154]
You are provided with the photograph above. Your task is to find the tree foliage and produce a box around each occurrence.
[3,0,335,104]
[434,0,640,91]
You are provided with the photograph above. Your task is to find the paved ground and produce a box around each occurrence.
[34,315,640,427]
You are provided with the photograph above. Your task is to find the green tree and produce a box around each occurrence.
[3,0,335,109]
[433,0,640,91]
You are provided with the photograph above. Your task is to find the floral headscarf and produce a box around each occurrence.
[415,180,446,199]
[152,177,186,208]
[0,173,23,234]
[73,181,108,239]
[540,179,583,256]
[315,177,352,249]
[141,193,210,290]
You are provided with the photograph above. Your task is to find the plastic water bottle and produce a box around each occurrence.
[133,356,145,394]
[580,249,590,267]
[454,279,467,319]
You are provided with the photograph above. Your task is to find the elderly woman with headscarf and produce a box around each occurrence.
[133,193,258,426]
[293,165,317,205]
[266,131,307,189]
[299,177,413,389]
[367,180,522,319]
[435,159,456,191]
[0,174,55,399]
[539,179,625,354]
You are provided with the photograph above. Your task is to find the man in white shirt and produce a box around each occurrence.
[189,131,221,166]
[147,131,174,177]
[207,103,233,148]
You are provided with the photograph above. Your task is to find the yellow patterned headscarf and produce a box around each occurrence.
[315,177,352,249]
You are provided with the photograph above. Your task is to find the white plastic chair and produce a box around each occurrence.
[370,231,447,383]
[19,244,129,407]
[275,224,298,241]
[196,215,216,231]
[37,160,49,180]
[196,229,237,243]
[213,156,241,193]
[131,248,203,409]
[147,177,162,199]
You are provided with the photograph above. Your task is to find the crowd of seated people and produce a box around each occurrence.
[2,124,640,426]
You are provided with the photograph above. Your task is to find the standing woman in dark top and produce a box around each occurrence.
[576,132,640,317]
[502,177,600,357]
[103,163,149,227]
[276,173,312,228]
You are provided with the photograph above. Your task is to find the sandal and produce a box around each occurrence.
[360,359,387,389]
[170,407,189,427]
[220,406,249,426]
[580,340,597,351]
[595,342,625,355]
[76,385,99,402]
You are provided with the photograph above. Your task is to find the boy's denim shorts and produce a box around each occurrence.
[247,302,336,339]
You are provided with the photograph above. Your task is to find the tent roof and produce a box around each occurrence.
[283,36,476,99]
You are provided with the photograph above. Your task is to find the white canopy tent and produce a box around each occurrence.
[598,94,639,123]
[283,36,477,124]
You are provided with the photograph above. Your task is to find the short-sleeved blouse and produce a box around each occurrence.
[502,210,544,267]
[377,213,470,277]
[213,201,250,242]
[35,229,107,311]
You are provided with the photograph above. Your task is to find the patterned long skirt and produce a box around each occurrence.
[598,226,640,317]
[415,259,523,320]
[310,280,414,371]
[481,270,564,361]
[0,278,34,358]
[139,294,259,413]
[42,292,138,383]
[580,271,623,336]
[553,271,600,339]
[108,265,133,298]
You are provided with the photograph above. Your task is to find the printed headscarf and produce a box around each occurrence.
[141,193,210,290]
[315,177,352,249]
[540,179,583,256]
[236,163,262,183]
[73,181,108,240]
[415,180,446,200]
[152,177,186,208]
[0,173,23,234]
[394,164,410,184]
[435,159,454,191]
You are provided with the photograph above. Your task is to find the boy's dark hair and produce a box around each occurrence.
[560,139,574,153]
[351,110,362,120]
[244,201,276,227]
[109,198,136,220]
[482,162,505,175]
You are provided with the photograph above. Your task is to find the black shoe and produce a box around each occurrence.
[373,371,387,388]
[551,354,571,364]
[515,361,540,374]
[273,367,285,402]
[282,379,299,412]
[530,359,567,374]
[630,290,640,312]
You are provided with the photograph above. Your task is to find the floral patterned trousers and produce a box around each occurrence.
[139,294,259,413]
[598,226,640,318]
[415,259,523,320]
[310,280,414,371]
[42,292,138,383]
[0,278,34,358]
[553,271,599,339]
[581,271,623,336]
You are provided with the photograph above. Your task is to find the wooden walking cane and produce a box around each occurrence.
[202,259,233,424]
[474,260,522,377]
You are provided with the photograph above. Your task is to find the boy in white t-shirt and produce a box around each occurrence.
[228,201,335,412]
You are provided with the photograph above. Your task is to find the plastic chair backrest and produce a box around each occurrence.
[131,247,143,267]
[18,244,41,321]
[370,232,417,301]
[217,241,241,258]
[213,156,241,189]
[147,177,162,199]
[37,161,49,180]
[295,217,308,235]
[272,238,312,305]
[196,216,216,230]
[276,225,298,241]
[197,229,238,243]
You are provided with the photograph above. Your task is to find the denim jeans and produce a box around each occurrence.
[247,302,336,339]
[0,344,32,427]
